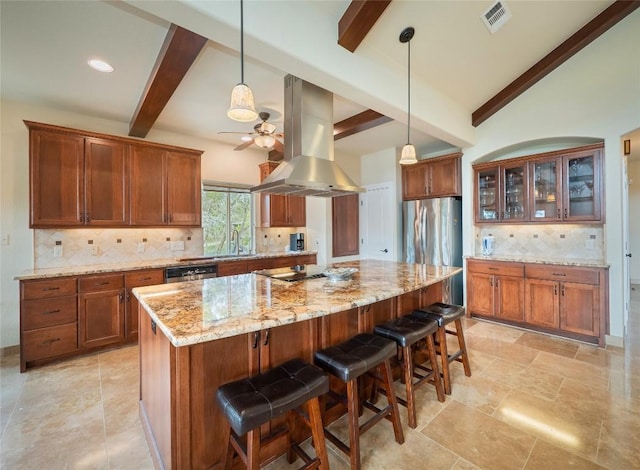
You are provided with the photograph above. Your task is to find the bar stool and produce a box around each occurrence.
[216,358,330,470]
[373,314,445,428]
[314,333,404,470]
[414,302,471,395]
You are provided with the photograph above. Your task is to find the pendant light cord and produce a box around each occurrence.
[240,0,245,84]
[407,37,411,145]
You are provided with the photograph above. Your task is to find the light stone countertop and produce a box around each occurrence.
[465,254,609,268]
[133,260,463,347]
[14,251,317,280]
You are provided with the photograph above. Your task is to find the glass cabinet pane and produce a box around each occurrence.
[531,159,559,221]
[477,168,498,221]
[502,165,526,221]
[566,155,595,218]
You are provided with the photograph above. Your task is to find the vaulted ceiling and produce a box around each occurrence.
[2,0,636,159]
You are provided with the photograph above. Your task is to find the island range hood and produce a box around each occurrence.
[250,75,365,197]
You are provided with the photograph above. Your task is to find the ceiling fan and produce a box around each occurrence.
[219,112,284,152]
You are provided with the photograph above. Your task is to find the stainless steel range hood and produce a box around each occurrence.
[250,75,365,197]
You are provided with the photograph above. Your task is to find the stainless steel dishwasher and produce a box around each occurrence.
[165,264,217,283]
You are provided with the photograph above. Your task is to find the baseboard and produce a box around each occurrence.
[605,335,624,348]
[0,345,19,357]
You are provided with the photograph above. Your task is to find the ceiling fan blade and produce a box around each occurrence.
[234,139,255,151]
[218,131,254,135]
[272,139,284,153]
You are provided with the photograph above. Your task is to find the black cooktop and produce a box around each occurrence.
[254,265,326,282]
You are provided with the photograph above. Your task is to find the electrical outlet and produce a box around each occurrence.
[90,245,99,256]
[53,245,63,257]
[137,242,145,253]
[170,240,185,251]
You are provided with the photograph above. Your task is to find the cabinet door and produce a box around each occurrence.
[429,157,460,197]
[563,151,601,222]
[130,145,166,225]
[475,167,499,223]
[261,194,289,227]
[501,162,528,222]
[332,193,359,257]
[166,151,201,226]
[78,289,125,348]
[560,282,599,336]
[84,138,128,226]
[30,130,84,227]
[495,275,524,321]
[524,279,559,328]
[467,272,494,316]
[530,157,561,222]
[402,163,428,200]
[287,195,306,226]
[125,269,164,339]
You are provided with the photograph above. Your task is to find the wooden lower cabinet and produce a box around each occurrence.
[78,274,125,348]
[467,260,525,322]
[124,269,164,340]
[467,259,607,346]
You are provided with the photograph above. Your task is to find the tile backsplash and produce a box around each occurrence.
[35,228,203,268]
[255,227,307,254]
[474,224,604,260]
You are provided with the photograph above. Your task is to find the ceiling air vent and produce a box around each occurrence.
[481,1,512,34]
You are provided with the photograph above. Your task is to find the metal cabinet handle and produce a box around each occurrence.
[85,212,91,222]
[44,338,61,344]
[561,285,565,296]
[42,309,61,315]
[95,281,110,286]
[552,273,567,277]
[564,208,568,218]
[252,331,260,349]
[557,208,561,219]
[263,329,270,346]
[42,286,60,291]
[554,285,558,295]
[119,291,124,303]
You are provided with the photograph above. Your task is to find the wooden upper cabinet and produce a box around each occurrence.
[84,138,128,226]
[26,121,202,228]
[166,151,201,226]
[474,143,604,225]
[30,129,84,227]
[332,193,359,257]
[402,153,461,200]
[258,161,306,227]
[130,145,166,225]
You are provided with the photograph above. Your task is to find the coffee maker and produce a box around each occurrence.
[290,233,305,252]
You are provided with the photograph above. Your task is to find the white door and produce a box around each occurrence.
[360,182,395,261]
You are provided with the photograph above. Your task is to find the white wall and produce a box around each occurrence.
[460,11,640,344]
[0,99,266,348]
[629,159,640,283]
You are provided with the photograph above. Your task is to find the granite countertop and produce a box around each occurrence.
[133,260,463,347]
[14,251,317,280]
[465,254,609,268]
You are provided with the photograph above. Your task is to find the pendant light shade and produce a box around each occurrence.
[399,27,418,165]
[228,0,258,122]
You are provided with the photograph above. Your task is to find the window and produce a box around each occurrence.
[202,183,253,256]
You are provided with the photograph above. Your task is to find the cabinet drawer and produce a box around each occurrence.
[125,269,164,287]
[22,296,77,330]
[291,254,317,266]
[467,259,524,277]
[22,323,77,362]
[247,259,275,271]
[218,261,248,276]
[22,278,77,300]
[525,264,600,285]
[79,274,124,293]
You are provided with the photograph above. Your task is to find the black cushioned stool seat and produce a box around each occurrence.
[314,333,404,470]
[373,314,445,428]
[414,302,471,395]
[216,358,330,470]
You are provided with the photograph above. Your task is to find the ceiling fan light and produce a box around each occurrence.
[399,144,418,165]
[228,83,258,122]
[260,121,277,134]
[254,134,276,149]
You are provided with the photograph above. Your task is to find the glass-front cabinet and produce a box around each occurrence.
[476,167,499,222]
[474,144,603,224]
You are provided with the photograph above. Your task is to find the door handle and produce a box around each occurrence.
[380,249,388,253]
[626,253,632,258]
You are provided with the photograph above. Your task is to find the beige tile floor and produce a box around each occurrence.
[1,285,639,469]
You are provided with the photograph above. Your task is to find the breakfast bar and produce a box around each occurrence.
[133,260,462,470]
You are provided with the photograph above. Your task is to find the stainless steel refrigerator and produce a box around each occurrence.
[403,198,463,305]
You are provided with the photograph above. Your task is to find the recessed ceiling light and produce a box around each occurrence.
[88,59,114,73]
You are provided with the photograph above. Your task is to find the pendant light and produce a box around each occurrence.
[399,27,418,165]
[228,0,258,122]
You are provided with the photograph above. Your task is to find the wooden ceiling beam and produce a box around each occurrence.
[129,24,207,138]
[333,109,392,141]
[338,0,392,52]
[472,0,640,127]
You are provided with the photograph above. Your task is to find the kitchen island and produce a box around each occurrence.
[133,260,462,470]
